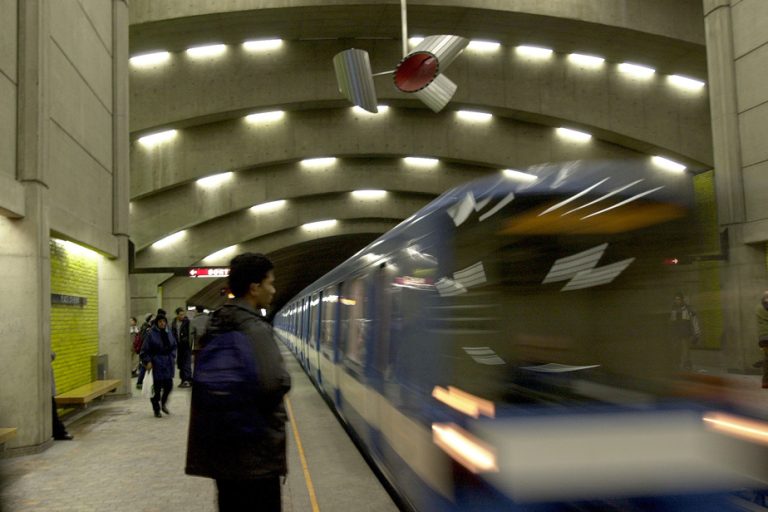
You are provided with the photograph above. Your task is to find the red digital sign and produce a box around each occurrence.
[188,267,230,278]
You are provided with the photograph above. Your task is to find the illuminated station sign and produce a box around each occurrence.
[188,267,230,278]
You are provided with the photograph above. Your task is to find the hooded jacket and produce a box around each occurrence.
[185,298,291,479]
[140,324,177,381]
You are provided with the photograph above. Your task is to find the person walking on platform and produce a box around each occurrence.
[186,253,291,512]
[190,305,209,354]
[757,291,768,388]
[173,307,192,388]
[140,314,177,417]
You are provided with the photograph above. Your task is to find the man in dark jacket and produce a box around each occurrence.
[185,252,291,512]
[172,307,192,387]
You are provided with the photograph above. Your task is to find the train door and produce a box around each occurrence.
[319,285,340,400]
[308,293,321,384]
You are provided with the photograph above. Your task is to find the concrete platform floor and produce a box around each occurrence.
[0,350,399,512]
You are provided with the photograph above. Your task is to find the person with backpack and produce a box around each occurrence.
[186,252,291,512]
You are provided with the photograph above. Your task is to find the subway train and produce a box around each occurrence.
[273,160,768,511]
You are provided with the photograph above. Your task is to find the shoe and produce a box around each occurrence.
[161,405,170,415]
[179,381,191,388]
[54,433,74,441]
[154,410,162,418]
[136,383,143,390]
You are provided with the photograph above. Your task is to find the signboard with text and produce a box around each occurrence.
[188,267,230,278]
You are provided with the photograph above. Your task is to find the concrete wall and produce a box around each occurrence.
[0,0,131,452]
[129,0,705,46]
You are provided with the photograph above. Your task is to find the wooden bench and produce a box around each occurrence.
[55,379,121,406]
[0,427,17,446]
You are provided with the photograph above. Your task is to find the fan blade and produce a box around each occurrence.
[411,35,469,72]
[333,49,379,113]
[414,74,457,112]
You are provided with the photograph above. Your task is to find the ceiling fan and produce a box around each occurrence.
[333,0,468,114]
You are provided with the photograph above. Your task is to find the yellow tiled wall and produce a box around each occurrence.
[50,239,99,393]
[693,171,723,349]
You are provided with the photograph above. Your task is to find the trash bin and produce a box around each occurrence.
[91,354,108,380]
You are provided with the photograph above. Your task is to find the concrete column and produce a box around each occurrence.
[703,0,745,225]
[98,236,132,396]
[0,0,54,453]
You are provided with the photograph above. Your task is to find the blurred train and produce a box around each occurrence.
[274,160,768,511]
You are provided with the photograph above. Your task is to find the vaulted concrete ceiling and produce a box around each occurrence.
[128,0,710,314]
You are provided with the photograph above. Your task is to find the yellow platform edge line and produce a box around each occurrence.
[285,396,321,512]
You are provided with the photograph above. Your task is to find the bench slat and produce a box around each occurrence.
[0,427,17,444]
[55,379,121,405]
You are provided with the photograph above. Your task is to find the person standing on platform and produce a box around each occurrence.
[130,316,140,377]
[757,291,768,389]
[140,314,177,418]
[186,253,291,512]
[136,313,153,390]
[173,307,192,388]
[670,292,701,370]
[190,305,209,354]
[50,352,73,440]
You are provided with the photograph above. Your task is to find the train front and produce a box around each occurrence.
[373,160,768,511]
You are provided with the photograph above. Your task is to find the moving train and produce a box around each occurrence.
[273,160,768,511]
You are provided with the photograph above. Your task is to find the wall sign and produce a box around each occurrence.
[188,267,230,278]
[51,294,87,306]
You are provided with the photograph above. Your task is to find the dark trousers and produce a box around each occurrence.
[51,397,68,438]
[137,363,146,384]
[150,378,172,412]
[216,477,281,512]
[178,346,192,382]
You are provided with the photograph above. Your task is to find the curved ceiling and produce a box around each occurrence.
[127,0,710,312]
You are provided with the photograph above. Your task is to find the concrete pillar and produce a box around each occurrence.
[98,236,131,396]
[0,0,54,453]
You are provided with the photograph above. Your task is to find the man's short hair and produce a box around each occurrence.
[228,253,274,297]
[175,307,184,315]
[196,305,204,313]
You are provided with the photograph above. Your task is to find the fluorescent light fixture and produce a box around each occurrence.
[556,127,592,142]
[152,230,186,249]
[196,171,233,187]
[668,74,705,90]
[467,40,501,52]
[352,105,389,114]
[352,189,387,199]
[652,156,687,173]
[568,53,604,66]
[130,51,170,67]
[203,244,237,262]
[516,45,553,58]
[186,44,226,57]
[250,199,286,213]
[245,111,285,123]
[137,129,177,147]
[242,39,283,51]
[302,219,338,230]
[503,169,537,182]
[52,239,100,260]
[618,62,655,77]
[404,156,439,167]
[456,110,492,122]
[301,157,337,168]
[408,37,424,46]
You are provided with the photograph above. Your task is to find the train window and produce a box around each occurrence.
[320,285,338,359]
[308,294,320,349]
[340,276,369,369]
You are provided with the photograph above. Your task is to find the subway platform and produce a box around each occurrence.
[0,349,399,512]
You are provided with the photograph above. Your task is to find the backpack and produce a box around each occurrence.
[191,330,263,436]
[132,332,143,354]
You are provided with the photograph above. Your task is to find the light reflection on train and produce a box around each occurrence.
[274,160,768,511]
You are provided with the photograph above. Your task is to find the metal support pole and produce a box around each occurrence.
[400,0,408,57]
